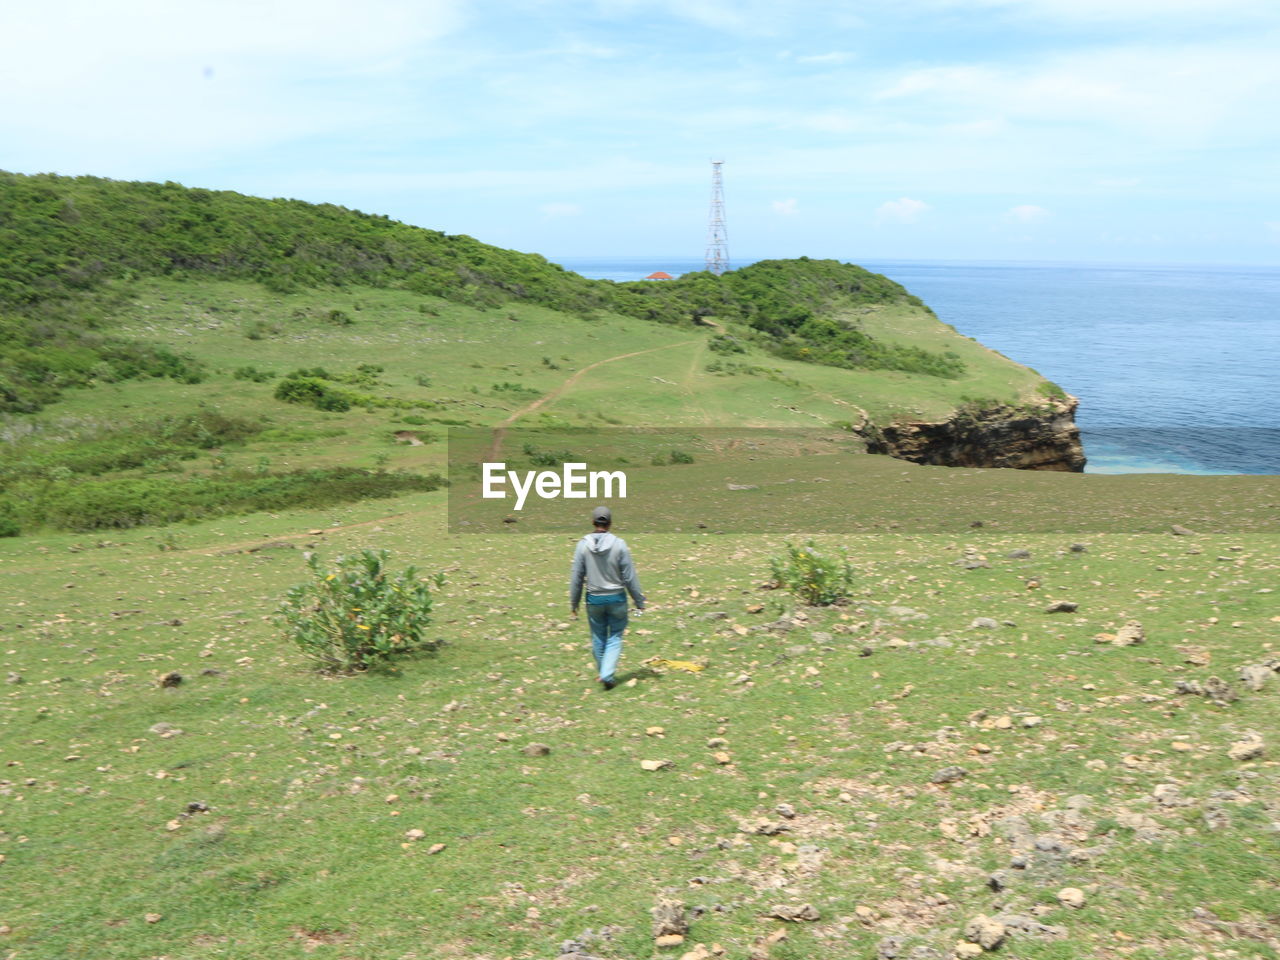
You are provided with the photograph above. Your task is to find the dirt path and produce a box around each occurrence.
[487,339,700,459]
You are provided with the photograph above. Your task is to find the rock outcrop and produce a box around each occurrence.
[866,396,1085,471]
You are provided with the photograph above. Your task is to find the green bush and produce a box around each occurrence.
[769,540,855,606]
[279,550,445,673]
[273,376,352,412]
[6,467,444,532]
[0,504,19,537]
[668,449,694,464]
[708,334,745,354]
[233,365,275,382]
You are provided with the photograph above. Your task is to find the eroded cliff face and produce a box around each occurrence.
[866,396,1086,471]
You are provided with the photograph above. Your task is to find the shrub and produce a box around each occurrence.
[0,504,19,538]
[709,334,745,354]
[274,376,352,412]
[769,540,855,605]
[233,365,275,382]
[279,550,445,673]
[668,449,694,464]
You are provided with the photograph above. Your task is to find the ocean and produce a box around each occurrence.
[557,257,1280,476]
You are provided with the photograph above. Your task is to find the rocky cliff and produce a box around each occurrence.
[866,396,1086,471]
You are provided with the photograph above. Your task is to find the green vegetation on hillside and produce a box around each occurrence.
[0,172,968,417]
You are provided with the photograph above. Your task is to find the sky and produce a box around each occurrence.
[3,0,1279,265]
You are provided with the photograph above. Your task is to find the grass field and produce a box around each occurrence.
[3,277,1279,960]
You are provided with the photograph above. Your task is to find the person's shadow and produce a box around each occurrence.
[613,666,663,685]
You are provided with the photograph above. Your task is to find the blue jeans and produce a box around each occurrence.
[586,601,628,683]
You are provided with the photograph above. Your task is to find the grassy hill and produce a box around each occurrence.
[0,172,1066,539]
[3,173,1278,960]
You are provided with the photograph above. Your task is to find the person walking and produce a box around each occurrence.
[569,506,645,690]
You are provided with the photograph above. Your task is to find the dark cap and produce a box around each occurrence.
[591,506,612,525]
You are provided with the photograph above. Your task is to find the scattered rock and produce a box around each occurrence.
[1043,601,1078,614]
[986,871,1009,892]
[5,672,21,684]
[404,828,426,841]
[1239,664,1271,692]
[702,611,729,621]
[775,803,796,819]
[1069,543,1088,553]
[1175,677,1239,704]
[963,914,1006,950]
[970,618,1000,630]
[655,934,685,948]
[739,818,789,836]
[1113,620,1145,646]
[767,903,820,922]
[953,943,983,959]
[1228,735,1264,762]
[144,913,163,924]
[727,483,759,491]
[1170,524,1196,536]
[652,898,689,938]
[641,759,674,771]
[522,743,551,757]
[993,913,1066,939]
[1056,887,1085,909]
[157,671,182,688]
[1006,549,1032,559]
[931,766,968,785]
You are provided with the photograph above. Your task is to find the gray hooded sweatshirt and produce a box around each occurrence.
[569,531,645,611]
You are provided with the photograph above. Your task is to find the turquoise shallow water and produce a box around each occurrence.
[557,257,1280,476]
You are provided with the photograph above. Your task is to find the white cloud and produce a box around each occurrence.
[772,198,798,215]
[875,197,931,224]
[0,0,463,170]
[1008,204,1049,223]
[871,40,1280,146]
[539,202,583,217]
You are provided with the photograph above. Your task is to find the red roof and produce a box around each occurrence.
[645,271,674,280]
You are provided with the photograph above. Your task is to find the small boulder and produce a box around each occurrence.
[652,898,689,937]
[522,743,552,757]
[1170,524,1196,536]
[1044,601,1078,614]
[963,915,1006,950]
[768,903,820,922]
[158,671,183,688]
[1239,664,1271,692]
[1113,620,1145,646]
[1228,736,1265,762]
[1056,887,1085,909]
[931,766,968,785]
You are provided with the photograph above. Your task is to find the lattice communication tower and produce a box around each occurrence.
[704,160,729,275]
